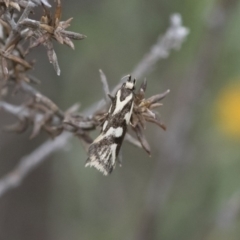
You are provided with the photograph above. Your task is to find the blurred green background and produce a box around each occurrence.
[1,0,240,239]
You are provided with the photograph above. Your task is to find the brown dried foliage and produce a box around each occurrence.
[132,79,169,155]
[0,0,168,158]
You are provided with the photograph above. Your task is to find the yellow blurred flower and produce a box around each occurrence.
[215,82,240,138]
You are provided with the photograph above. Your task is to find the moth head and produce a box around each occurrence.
[124,75,136,90]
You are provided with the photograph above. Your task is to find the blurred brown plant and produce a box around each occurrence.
[0,0,85,86]
[63,72,169,155]
[132,79,169,155]
[0,0,170,172]
[0,0,90,142]
[0,7,190,195]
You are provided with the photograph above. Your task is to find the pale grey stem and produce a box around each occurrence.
[0,132,71,197]
[84,13,189,116]
[0,101,27,117]
[17,1,35,24]
[4,1,35,47]
[132,13,189,79]
[20,82,65,118]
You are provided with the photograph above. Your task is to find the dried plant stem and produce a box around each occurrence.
[0,14,189,198]
[0,132,71,197]
[84,13,189,116]
[17,1,35,24]
[0,101,26,116]
[132,13,189,79]
[20,82,65,118]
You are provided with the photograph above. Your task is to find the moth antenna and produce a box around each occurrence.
[121,74,131,82]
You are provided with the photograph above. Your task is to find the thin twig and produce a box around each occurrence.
[17,1,35,24]
[0,132,71,197]
[0,101,27,117]
[84,13,189,116]
[20,82,65,118]
[132,13,189,79]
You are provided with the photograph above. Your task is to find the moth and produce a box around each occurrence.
[86,75,136,175]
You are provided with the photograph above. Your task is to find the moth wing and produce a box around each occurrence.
[85,137,118,175]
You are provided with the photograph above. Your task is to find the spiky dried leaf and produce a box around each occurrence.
[133,124,151,156]
[146,89,170,104]
[0,50,32,69]
[46,41,60,75]
[125,133,142,148]
[9,2,20,11]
